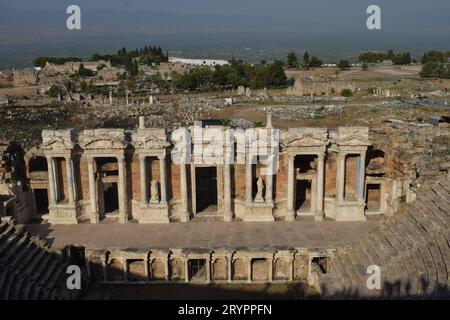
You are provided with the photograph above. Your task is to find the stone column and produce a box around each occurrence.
[206,256,211,283]
[289,257,294,282]
[144,257,149,281]
[185,259,189,283]
[227,255,232,283]
[247,258,252,283]
[123,260,128,282]
[223,164,232,221]
[286,155,295,221]
[52,158,60,202]
[117,156,127,223]
[357,153,366,201]
[70,158,77,201]
[139,156,147,205]
[102,260,108,282]
[65,156,75,204]
[87,156,98,223]
[165,257,170,281]
[266,170,273,205]
[245,155,253,204]
[268,258,273,282]
[159,155,167,204]
[46,156,57,205]
[180,163,189,222]
[316,154,325,216]
[336,153,346,203]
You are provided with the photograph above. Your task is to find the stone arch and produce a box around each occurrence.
[107,258,124,281]
[367,149,386,175]
[274,257,289,280]
[232,258,247,280]
[24,147,45,169]
[150,258,166,280]
[88,256,105,281]
[128,259,146,281]
[212,257,227,280]
[28,156,48,173]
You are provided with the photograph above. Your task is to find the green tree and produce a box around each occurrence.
[358,51,385,63]
[341,89,353,97]
[392,53,411,65]
[47,85,65,98]
[77,63,95,77]
[421,51,446,64]
[80,80,88,93]
[337,59,351,70]
[287,52,299,68]
[303,51,310,66]
[309,56,323,68]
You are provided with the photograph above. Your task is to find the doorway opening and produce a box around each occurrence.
[195,167,217,213]
[104,182,119,215]
[296,180,312,212]
[34,189,49,214]
[366,184,381,212]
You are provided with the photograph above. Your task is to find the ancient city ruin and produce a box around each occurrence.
[0,37,449,300]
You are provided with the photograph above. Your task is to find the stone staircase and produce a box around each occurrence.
[316,177,450,299]
[0,219,80,300]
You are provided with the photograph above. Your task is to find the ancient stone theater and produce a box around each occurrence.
[1,114,448,299]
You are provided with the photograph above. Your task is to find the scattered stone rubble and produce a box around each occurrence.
[258,105,343,120]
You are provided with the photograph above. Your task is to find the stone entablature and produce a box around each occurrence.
[41,121,379,224]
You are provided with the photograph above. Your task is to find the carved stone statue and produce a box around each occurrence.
[254,177,265,202]
[150,180,159,203]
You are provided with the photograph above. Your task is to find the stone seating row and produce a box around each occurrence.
[317,178,450,299]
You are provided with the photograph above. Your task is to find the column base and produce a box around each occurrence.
[223,211,233,222]
[296,210,324,221]
[180,211,190,222]
[118,215,128,223]
[285,210,296,221]
[90,214,99,224]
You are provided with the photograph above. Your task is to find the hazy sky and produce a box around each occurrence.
[0,0,449,67]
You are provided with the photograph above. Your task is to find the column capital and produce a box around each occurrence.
[158,154,166,161]
[117,155,125,163]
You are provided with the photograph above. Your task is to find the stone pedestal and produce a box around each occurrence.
[333,200,366,221]
[137,203,170,224]
[48,203,81,224]
[244,203,274,222]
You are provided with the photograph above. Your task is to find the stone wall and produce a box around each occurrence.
[288,79,356,96]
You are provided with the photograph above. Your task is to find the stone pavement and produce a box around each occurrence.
[25,221,381,251]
